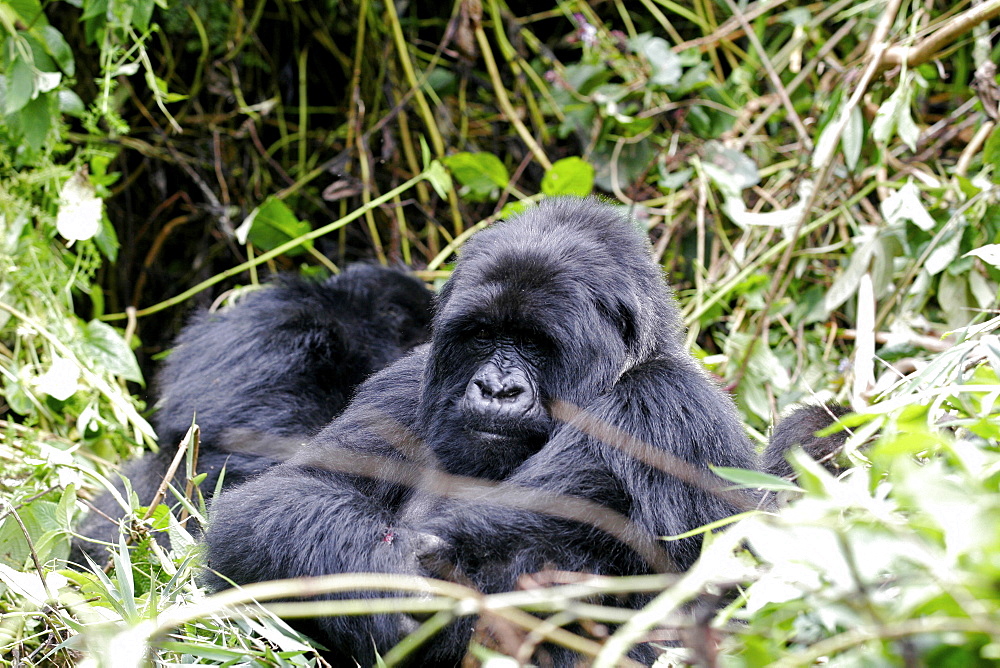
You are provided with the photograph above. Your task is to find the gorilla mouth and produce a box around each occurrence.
[465,422,549,450]
[468,428,516,445]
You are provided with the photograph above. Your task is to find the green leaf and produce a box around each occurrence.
[984,125,1000,176]
[151,74,188,103]
[93,213,120,262]
[631,34,682,88]
[712,466,801,492]
[238,197,312,256]
[872,77,920,151]
[881,180,935,231]
[56,485,78,531]
[498,199,530,220]
[38,26,74,76]
[662,509,763,540]
[672,60,710,96]
[131,0,156,32]
[2,211,30,255]
[657,166,693,191]
[2,369,33,415]
[964,243,1000,269]
[154,642,258,661]
[703,141,759,195]
[0,500,61,568]
[82,320,144,384]
[4,55,35,115]
[20,94,52,152]
[938,271,971,329]
[57,89,86,116]
[420,136,432,168]
[6,0,47,24]
[424,159,453,198]
[842,105,863,171]
[541,156,595,197]
[784,448,834,495]
[562,63,613,96]
[81,0,108,21]
[871,86,901,145]
[23,33,56,73]
[442,152,508,201]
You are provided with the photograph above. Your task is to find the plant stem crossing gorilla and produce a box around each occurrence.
[205,198,846,666]
[73,265,433,563]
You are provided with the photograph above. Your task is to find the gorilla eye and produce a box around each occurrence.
[472,327,492,340]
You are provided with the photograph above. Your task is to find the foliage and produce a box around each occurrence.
[691,326,1000,668]
[0,0,999,665]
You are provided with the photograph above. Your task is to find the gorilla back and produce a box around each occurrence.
[73,264,432,563]
[206,198,766,666]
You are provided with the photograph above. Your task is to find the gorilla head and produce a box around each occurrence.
[421,198,685,478]
[154,263,434,452]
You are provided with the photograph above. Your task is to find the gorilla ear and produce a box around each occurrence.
[597,297,639,352]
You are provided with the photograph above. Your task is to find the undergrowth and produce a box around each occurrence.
[1,0,999,665]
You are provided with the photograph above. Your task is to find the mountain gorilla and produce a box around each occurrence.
[73,265,433,563]
[205,197,839,665]
[764,403,852,478]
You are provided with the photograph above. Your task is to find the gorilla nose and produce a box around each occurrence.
[474,377,523,400]
[466,369,534,414]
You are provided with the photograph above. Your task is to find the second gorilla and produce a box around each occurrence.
[73,264,432,563]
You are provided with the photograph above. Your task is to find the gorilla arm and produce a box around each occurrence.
[419,356,762,588]
[204,351,433,662]
[763,403,852,477]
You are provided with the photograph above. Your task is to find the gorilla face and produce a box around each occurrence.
[419,199,683,478]
[448,322,554,459]
[460,330,547,435]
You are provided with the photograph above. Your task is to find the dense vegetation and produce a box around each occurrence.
[1,0,999,665]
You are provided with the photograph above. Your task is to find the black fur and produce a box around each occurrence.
[72,264,432,563]
[764,403,853,478]
[205,198,768,666]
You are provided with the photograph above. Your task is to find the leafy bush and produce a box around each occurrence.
[1,0,999,665]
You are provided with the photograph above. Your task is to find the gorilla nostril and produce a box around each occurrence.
[495,384,523,400]
[474,378,499,398]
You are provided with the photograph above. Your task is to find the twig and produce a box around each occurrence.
[719,0,811,150]
[99,170,435,321]
[881,0,1000,70]
[674,0,791,52]
[474,4,552,170]
[772,616,1000,668]
[840,329,953,353]
[3,502,53,601]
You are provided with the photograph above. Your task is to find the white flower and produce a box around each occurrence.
[36,355,80,401]
[56,170,102,242]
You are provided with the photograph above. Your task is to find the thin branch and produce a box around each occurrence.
[881,0,1000,69]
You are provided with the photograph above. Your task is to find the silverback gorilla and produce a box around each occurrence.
[205,198,846,665]
[73,265,433,563]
